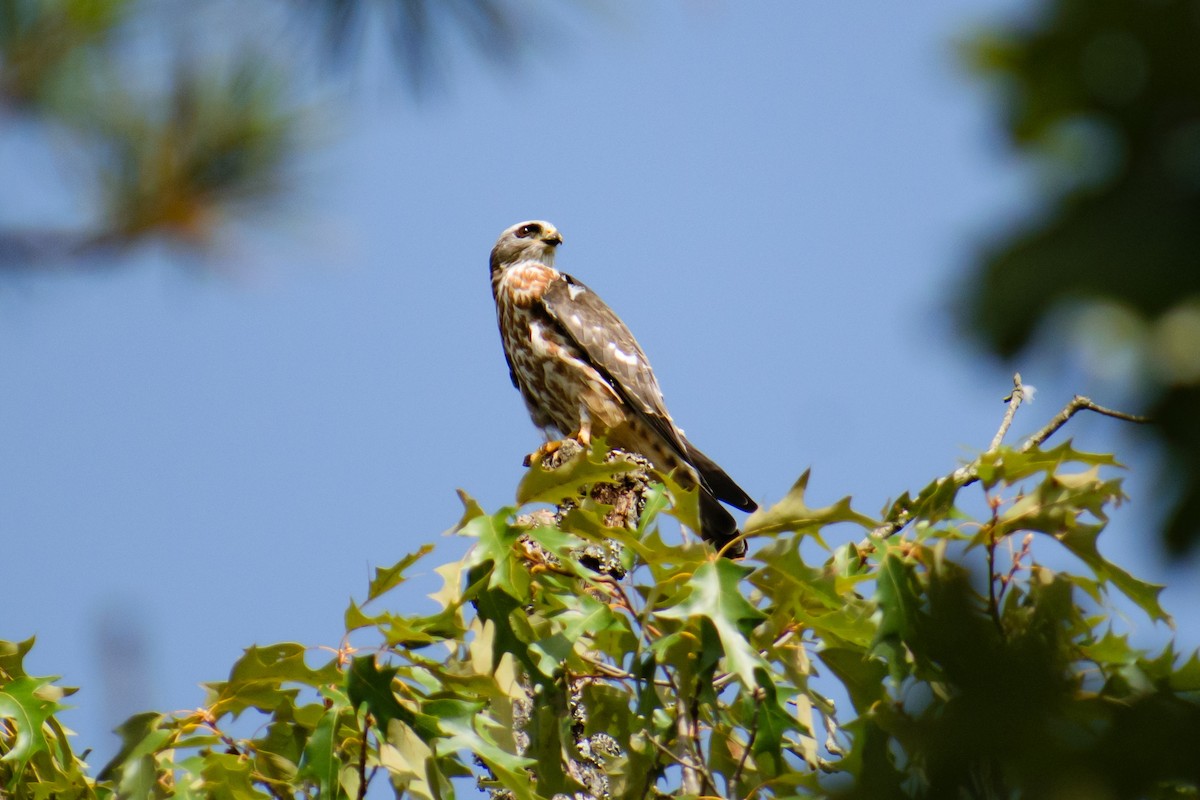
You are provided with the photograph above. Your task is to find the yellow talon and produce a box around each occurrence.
[523,439,565,467]
[522,424,592,467]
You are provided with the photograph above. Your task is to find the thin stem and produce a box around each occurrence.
[196,708,244,756]
[1022,395,1150,451]
[674,682,703,795]
[998,533,1035,607]
[989,373,1027,451]
[648,736,704,771]
[356,713,371,800]
[870,383,1147,541]
[729,698,761,798]
[691,693,719,798]
[984,526,1004,639]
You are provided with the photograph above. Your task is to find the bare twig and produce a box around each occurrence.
[868,517,906,541]
[1021,395,1150,451]
[675,685,703,796]
[869,380,1146,540]
[662,668,712,796]
[988,373,1028,451]
[356,713,370,800]
[691,693,719,798]
[983,505,1005,639]
[195,708,244,756]
[648,736,705,772]
[728,691,762,798]
[998,533,1035,607]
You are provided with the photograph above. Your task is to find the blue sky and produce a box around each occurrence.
[3,0,1195,767]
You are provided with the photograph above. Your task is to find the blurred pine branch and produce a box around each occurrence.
[0,0,571,268]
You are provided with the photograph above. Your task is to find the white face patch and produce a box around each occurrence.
[567,283,586,300]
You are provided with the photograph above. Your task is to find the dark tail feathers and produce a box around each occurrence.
[683,438,757,513]
[699,490,748,559]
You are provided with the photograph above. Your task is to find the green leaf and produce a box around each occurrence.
[873,552,923,682]
[0,675,65,770]
[344,598,381,632]
[749,535,876,649]
[750,668,797,775]
[529,593,620,675]
[198,751,271,799]
[205,643,341,717]
[0,638,35,681]
[454,488,488,529]
[744,470,877,538]
[1054,521,1170,625]
[516,441,643,505]
[637,482,672,535]
[97,711,171,791]
[425,697,535,777]
[976,442,1121,489]
[658,559,767,685]
[345,656,439,741]
[429,557,468,611]
[460,507,529,600]
[1169,651,1200,692]
[895,474,965,528]
[1080,628,1138,667]
[656,468,704,537]
[818,648,888,715]
[468,571,544,680]
[366,544,435,603]
[297,707,340,798]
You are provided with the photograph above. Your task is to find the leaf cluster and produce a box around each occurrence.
[3,433,1200,798]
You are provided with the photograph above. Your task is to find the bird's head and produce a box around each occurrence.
[490,220,563,275]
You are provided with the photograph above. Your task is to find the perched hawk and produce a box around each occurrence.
[490,220,757,557]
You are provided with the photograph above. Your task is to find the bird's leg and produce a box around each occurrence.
[522,420,593,467]
[574,419,592,449]
[524,438,566,467]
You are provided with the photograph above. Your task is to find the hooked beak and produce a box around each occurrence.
[543,230,563,247]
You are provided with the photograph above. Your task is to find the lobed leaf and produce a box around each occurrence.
[366,544,435,603]
[744,470,877,539]
[658,559,767,686]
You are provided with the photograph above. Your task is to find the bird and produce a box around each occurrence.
[489,220,757,557]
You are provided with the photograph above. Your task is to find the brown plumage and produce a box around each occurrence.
[490,220,756,557]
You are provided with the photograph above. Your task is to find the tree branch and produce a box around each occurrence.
[869,376,1146,540]
[1021,395,1150,451]
[356,713,370,800]
[988,373,1028,451]
[728,691,761,798]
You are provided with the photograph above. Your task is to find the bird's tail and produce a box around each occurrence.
[682,438,757,513]
[699,490,747,558]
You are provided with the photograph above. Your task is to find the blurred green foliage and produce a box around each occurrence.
[0,0,129,108]
[93,57,294,246]
[962,0,1200,553]
[0,0,553,263]
[4,406,1199,798]
[306,0,531,91]
[0,0,298,260]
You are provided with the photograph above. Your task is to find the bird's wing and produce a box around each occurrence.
[539,273,690,461]
[539,274,754,513]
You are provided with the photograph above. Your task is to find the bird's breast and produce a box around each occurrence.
[496,262,558,308]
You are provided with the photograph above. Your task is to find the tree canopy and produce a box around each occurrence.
[3,387,1198,798]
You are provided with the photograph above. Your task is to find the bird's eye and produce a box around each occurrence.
[516,224,541,239]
